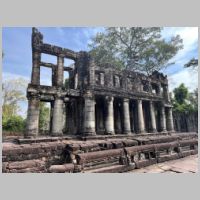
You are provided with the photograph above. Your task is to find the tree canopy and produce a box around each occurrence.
[89,27,183,75]
[172,83,197,113]
[184,58,198,68]
[2,78,27,117]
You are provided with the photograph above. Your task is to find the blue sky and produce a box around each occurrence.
[2,27,198,117]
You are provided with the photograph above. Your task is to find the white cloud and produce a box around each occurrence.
[168,67,198,92]
[162,27,198,65]
[3,72,30,83]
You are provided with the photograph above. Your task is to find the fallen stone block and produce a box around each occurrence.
[8,159,45,170]
[49,164,74,173]
[76,148,124,164]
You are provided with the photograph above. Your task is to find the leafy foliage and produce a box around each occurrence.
[2,78,27,117]
[3,115,26,132]
[39,102,50,131]
[184,58,198,68]
[89,27,183,75]
[173,83,188,104]
[172,84,198,113]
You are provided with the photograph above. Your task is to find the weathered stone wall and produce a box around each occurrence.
[2,141,67,173]
[2,133,198,173]
[173,112,198,133]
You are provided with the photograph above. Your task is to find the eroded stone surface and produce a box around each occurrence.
[130,155,198,173]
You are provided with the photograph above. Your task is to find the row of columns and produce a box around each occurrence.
[83,96,175,136]
[26,95,174,137]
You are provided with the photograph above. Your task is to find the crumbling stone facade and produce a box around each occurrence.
[26,28,175,138]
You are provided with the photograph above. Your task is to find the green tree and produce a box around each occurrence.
[184,58,198,73]
[184,58,198,68]
[172,84,197,113]
[39,102,50,131]
[3,115,26,132]
[89,27,183,75]
[2,78,27,132]
[173,83,188,104]
[2,78,27,118]
[188,88,198,112]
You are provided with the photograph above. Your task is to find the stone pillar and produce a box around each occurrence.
[100,73,104,85]
[56,55,64,86]
[74,73,78,89]
[83,92,96,135]
[25,96,40,137]
[114,75,120,87]
[163,85,170,102]
[105,96,114,135]
[160,104,167,132]
[52,66,56,86]
[31,51,41,85]
[62,103,67,133]
[157,83,162,95]
[51,97,64,136]
[137,99,145,133]
[123,98,131,134]
[149,101,157,133]
[167,107,174,132]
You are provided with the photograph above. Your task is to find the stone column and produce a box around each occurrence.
[62,103,67,133]
[25,96,40,137]
[137,99,145,133]
[157,83,162,95]
[123,98,131,134]
[100,73,104,85]
[105,96,114,135]
[31,51,41,85]
[149,101,157,133]
[56,55,64,86]
[74,73,78,89]
[167,107,174,132]
[51,97,64,136]
[83,92,96,135]
[163,85,170,102]
[160,104,167,132]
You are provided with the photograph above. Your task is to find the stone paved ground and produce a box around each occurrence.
[130,155,198,173]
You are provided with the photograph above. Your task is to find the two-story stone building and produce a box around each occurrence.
[26,28,174,137]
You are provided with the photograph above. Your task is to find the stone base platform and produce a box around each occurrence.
[2,132,198,173]
[130,155,198,173]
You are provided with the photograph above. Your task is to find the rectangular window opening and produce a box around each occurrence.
[64,58,75,69]
[41,53,57,64]
[40,66,52,86]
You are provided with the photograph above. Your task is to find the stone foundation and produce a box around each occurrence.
[2,132,198,173]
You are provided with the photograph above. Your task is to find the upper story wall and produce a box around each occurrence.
[29,28,171,103]
[93,64,170,101]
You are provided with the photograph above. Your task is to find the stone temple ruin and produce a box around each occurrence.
[2,28,198,173]
[26,28,174,137]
